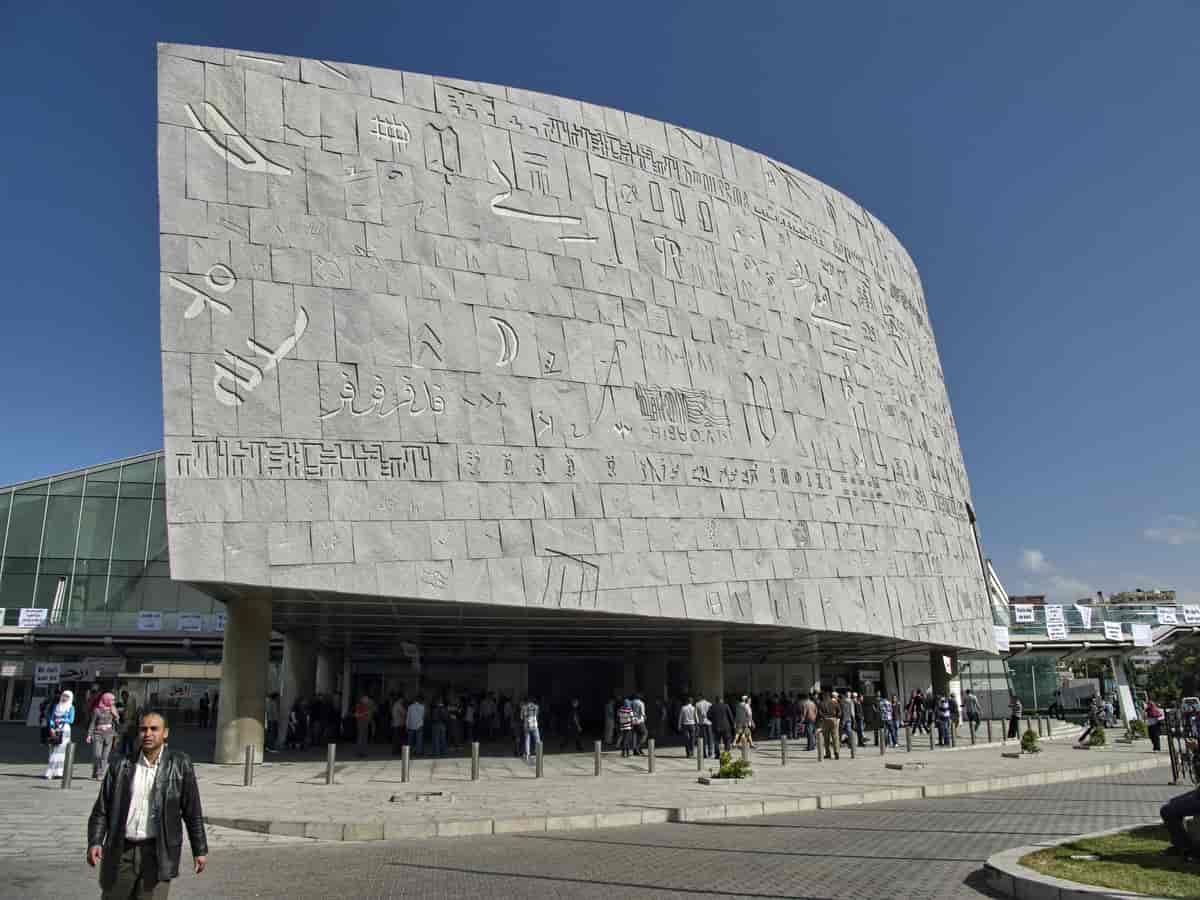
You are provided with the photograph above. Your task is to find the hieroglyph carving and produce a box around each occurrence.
[185,102,291,175]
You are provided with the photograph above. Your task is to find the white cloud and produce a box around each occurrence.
[1019,548,1050,574]
[1014,548,1094,603]
[1143,515,1200,546]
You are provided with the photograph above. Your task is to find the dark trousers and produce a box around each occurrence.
[102,841,170,900]
[682,724,697,756]
[1007,715,1020,738]
[1161,789,1200,851]
[716,729,733,753]
[1149,722,1162,752]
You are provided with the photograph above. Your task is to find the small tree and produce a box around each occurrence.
[716,750,752,779]
[1021,728,1041,753]
[1088,726,1107,747]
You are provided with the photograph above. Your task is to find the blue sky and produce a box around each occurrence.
[1,2,1197,603]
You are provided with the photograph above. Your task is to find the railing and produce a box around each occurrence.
[1006,603,1193,639]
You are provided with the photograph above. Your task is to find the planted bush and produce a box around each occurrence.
[1021,728,1041,753]
[716,750,753,779]
[1088,726,1107,747]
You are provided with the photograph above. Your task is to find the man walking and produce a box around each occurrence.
[695,694,714,759]
[630,694,648,756]
[838,691,855,748]
[406,695,426,755]
[803,693,818,751]
[709,695,735,754]
[964,689,981,737]
[87,710,207,898]
[818,690,840,760]
[678,697,698,757]
[1007,693,1023,739]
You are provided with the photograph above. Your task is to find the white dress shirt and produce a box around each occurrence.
[124,750,162,840]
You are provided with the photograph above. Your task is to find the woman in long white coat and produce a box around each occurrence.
[43,689,75,779]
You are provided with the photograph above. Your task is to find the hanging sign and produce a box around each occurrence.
[1074,604,1093,630]
[1013,604,1035,623]
[1103,621,1124,641]
[34,662,61,686]
[1157,607,1178,625]
[206,611,227,632]
[177,612,205,632]
[1183,606,1200,625]
[993,625,1010,652]
[1131,623,1153,647]
[137,611,163,632]
[1044,605,1065,625]
[18,608,49,629]
[1046,623,1068,640]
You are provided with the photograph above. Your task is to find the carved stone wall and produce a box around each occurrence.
[158,43,994,651]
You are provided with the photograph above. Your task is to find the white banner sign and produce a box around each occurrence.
[18,608,49,629]
[1184,605,1200,625]
[207,612,227,633]
[80,657,124,676]
[1103,621,1124,641]
[1013,604,1035,623]
[34,662,61,686]
[0,661,23,677]
[177,612,205,633]
[1046,623,1068,640]
[1131,623,1153,647]
[137,611,163,631]
[1074,604,1093,630]
[993,625,1010,652]
[1157,606,1178,625]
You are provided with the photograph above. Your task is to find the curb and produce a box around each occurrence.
[984,823,1170,900]
[204,753,1167,843]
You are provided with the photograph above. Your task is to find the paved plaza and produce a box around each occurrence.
[0,763,1181,899]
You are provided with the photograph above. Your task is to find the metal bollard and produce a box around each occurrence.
[816,733,823,763]
[879,730,885,756]
[1036,718,1044,737]
[471,742,480,781]
[1043,716,1051,737]
[243,745,254,787]
[62,742,76,790]
[401,745,411,783]
[697,744,703,771]
[905,724,912,752]
[781,735,788,766]
[987,719,993,743]
[648,738,655,774]
[535,741,544,778]
[849,736,856,759]
[740,742,749,763]
[1024,717,1031,736]
[325,742,336,785]
[593,740,602,776]
[929,728,934,751]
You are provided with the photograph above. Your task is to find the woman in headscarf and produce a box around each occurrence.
[86,691,120,780]
[43,690,75,780]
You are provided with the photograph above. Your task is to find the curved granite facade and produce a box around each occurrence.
[158,43,994,652]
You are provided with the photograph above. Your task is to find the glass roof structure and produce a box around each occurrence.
[0,451,221,630]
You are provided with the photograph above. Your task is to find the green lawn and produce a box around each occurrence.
[1022,826,1200,899]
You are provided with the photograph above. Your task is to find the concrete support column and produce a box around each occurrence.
[690,632,724,702]
[1110,655,1137,723]
[279,634,318,749]
[215,593,272,765]
[315,649,336,697]
[340,655,352,717]
[930,648,955,699]
[643,655,667,733]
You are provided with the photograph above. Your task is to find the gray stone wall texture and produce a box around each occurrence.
[158,43,994,652]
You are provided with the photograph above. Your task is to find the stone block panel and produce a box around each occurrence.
[158,43,993,651]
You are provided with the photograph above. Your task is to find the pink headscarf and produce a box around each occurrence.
[98,692,115,711]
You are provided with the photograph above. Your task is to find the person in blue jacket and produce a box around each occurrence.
[44,689,75,779]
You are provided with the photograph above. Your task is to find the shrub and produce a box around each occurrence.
[1021,728,1041,753]
[716,750,752,779]
[1128,719,1148,739]
[1088,726,1107,747]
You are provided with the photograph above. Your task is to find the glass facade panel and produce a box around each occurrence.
[42,494,83,559]
[112,497,151,561]
[0,453,219,630]
[76,496,116,560]
[5,488,47,557]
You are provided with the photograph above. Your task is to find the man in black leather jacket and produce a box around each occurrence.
[86,710,208,897]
